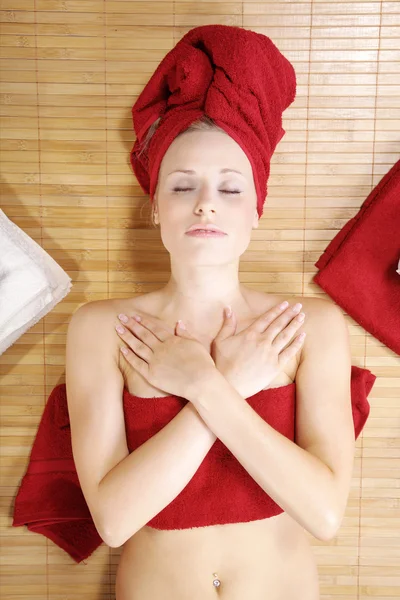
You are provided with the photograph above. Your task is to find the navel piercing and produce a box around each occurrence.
[212,572,221,588]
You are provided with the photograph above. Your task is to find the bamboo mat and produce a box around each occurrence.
[1,1,399,599]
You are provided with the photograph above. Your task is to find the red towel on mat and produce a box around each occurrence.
[12,365,376,563]
[314,160,400,355]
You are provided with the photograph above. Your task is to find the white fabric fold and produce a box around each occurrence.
[0,209,72,355]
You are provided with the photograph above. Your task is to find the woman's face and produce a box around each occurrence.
[152,129,260,263]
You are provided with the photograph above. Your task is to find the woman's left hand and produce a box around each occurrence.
[116,312,216,399]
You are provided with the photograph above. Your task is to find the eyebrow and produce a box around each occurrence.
[167,168,244,177]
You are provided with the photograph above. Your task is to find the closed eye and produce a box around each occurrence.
[173,188,241,194]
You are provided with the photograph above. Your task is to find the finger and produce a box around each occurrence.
[175,321,198,338]
[278,331,306,366]
[123,312,173,342]
[115,321,153,362]
[248,300,293,334]
[213,306,237,342]
[272,311,306,353]
[119,344,149,379]
[261,303,303,342]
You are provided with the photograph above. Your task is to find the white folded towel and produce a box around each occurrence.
[0,210,73,355]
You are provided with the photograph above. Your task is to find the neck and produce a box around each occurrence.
[157,271,253,332]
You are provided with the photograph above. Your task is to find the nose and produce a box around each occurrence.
[196,206,215,214]
[194,188,216,214]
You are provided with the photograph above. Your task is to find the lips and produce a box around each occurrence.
[189,229,223,233]
[186,224,226,234]
[186,229,226,237]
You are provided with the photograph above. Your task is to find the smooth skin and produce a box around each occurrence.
[66,127,354,599]
[115,299,306,401]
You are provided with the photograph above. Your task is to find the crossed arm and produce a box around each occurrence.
[186,299,356,542]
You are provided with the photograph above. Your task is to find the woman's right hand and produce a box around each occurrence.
[210,301,307,398]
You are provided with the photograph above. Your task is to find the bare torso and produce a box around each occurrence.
[107,288,320,600]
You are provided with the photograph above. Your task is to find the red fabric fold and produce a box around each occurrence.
[314,160,400,355]
[13,365,376,563]
[130,24,297,218]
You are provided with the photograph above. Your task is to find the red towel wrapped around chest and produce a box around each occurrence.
[12,365,376,563]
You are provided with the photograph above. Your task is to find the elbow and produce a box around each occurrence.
[92,510,124,548]
[95,488,127,547]
[95,485,144,546]
[101,525,117,548]
[316,507,342,542]
[104,534,124,549]
[101,525,124,548]
[95,522,118,548]
[100,518,141,548]
[100,519,127,548]
[316,523,339,543]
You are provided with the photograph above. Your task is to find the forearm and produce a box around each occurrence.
[187,371,339,541]
[98,402,216,547]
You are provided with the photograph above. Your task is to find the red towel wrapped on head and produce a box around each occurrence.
[130,24,297,219]
[12,365,376,564]
[314,160,400,355]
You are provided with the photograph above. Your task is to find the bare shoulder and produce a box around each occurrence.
[71,295,158,366]
[287,295,343,323]
[71,298,126,364]
[73,296,151,323]
[254,290,337,322]
[72,298,123,327]
[284,296,345,366]
[273,294,342,336]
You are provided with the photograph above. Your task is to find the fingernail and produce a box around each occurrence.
[225,306,232,318]
[177,320,186,329]
[118,314,129,323]
[279,301,289,310]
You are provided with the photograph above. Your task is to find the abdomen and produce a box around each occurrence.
[115,512,320,600]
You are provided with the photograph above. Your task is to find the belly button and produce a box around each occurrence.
[212,572,221,589]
